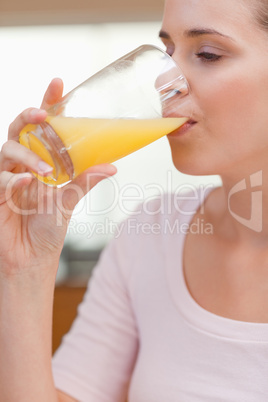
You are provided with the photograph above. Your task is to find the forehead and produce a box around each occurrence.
[162,0,258,37]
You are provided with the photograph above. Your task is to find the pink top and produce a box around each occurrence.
[52,187,268,401]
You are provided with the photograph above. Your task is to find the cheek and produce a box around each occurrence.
[199,72,250,113]
[197,71,268,141]
[168,66,268,176]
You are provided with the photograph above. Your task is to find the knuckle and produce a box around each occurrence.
[8,120,15,132]
[0,170,6,180]
[1,140,16,155]
[1,141,9,154]
[7,122,15,138]
[8,108,32,134]
[0,171,8,185]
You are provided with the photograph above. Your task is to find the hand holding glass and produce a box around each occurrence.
[19,45,191,186]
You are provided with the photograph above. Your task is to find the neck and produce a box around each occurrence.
[216,166,268,245]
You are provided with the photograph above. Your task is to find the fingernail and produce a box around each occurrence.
[38,160,53,173]
[106,164,117,175]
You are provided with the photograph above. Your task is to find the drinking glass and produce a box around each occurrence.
[19,44,191,186]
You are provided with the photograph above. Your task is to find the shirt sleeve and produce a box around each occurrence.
[52,232,139,402]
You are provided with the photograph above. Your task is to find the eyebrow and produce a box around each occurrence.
[159,28,233,41]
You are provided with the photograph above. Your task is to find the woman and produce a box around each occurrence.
[1,0,268,400]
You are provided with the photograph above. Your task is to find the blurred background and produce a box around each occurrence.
[1,0,221,350]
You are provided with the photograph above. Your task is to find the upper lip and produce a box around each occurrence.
[167,118,197,136]
[162,110,196,122]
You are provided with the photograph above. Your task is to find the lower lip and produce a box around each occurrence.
[167,121,196,138]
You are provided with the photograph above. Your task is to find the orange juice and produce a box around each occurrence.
[19,116,187,186]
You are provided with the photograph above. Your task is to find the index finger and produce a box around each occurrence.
[40,78,64,110]
[8,108,47,141]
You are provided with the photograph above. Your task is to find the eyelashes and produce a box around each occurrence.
[164,46,223,63]
[195,51,222,62]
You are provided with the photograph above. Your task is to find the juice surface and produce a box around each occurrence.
[20,117,187,186]
[47,116,187,174]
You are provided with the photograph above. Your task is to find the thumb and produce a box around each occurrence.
[60,164,117,212]
[40,78,64,110]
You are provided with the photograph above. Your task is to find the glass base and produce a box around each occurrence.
[20,122,74,186]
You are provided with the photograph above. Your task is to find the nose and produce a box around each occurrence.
[155,59,191,117]
[155,61,189,91]
[154,53,191,117]
[158,77,189,100]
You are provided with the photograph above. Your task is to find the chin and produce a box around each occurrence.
[171,153,217,177]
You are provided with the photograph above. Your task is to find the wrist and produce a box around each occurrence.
[0,254,61,282]
[0,265,58,402]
